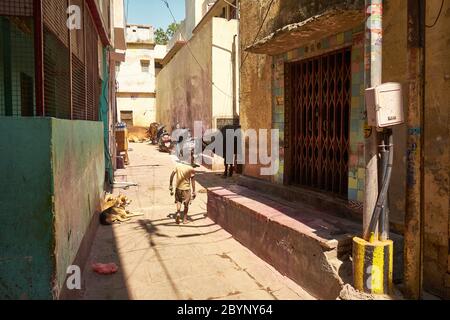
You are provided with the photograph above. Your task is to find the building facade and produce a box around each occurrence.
[116,24,166,133]
[240,0,449,299]
[156,0,239,135]
[0,0,126,299]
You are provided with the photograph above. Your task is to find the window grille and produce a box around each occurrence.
[0,15,35,116]
[141,60,150,73]
[0,0,33,17]
[0,0,103,121]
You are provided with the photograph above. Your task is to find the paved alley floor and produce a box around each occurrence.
[80,143,315,300]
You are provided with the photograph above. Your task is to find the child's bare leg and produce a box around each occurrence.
[223,164,229,177]
[183,203,189,224]
[176,202,182,224]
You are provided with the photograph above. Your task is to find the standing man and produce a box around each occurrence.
[169,156,197,224]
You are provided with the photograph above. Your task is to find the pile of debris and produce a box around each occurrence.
[338,284,404,300]
[99,194,144,225]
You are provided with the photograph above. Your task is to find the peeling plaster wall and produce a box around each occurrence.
[156,18,212,132]
[241,0,450,299]
[383,0,450,298]
[52,119,105,295]
[117,94,156,127]
[270,0,365,31]
[239,0,274,180]
[156,17,237,132]
[422,0,450,299]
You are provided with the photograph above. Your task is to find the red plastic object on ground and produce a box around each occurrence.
[92,263,119,275]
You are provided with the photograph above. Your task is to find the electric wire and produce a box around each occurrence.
[426,0,444,28]
[161,0,234,99]
[239,0,275,70]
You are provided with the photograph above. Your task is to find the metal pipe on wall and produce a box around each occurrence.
[404,0,426,300]
[363,0,382,241]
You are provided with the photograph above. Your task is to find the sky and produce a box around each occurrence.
[125,0,186,30]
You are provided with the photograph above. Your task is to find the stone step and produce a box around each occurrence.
[236,175,405,282]
[207,184,362,299]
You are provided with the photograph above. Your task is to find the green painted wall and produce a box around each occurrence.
[0,118,105,299]
[52,119,104,294]
[0,118,54,299]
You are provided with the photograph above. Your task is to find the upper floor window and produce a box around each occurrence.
[141,60,150,73]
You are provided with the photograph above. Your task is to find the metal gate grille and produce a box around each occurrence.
[287,47,351,197]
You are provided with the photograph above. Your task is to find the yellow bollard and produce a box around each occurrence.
[353,237,393,295]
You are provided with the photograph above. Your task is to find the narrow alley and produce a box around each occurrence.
[80,143,314,300]
[1,0,449,304]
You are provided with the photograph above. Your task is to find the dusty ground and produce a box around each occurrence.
[79,143,315,300]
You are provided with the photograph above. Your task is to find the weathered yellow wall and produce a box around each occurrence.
[0,118,105,299]
[382,0,409,229]
[384,0,450,299]
[156,19,213,132]
[117,93,156,127]
[116,29,165,130]
[423,0,450,299]
[211,17,239,125]
[239,0,274,180]
[156,17,237,132]
[239,0,449,299]
[52,119,105,295]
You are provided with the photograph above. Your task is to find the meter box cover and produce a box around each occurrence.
[365,82,404,128]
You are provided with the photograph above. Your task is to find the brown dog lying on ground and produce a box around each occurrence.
[100,194,144,225]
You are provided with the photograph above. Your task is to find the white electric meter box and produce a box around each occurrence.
[365,82,404,128]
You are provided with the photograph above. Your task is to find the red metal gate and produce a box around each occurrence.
[286,47,351,197]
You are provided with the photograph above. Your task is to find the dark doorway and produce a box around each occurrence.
[286,47,351,197]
